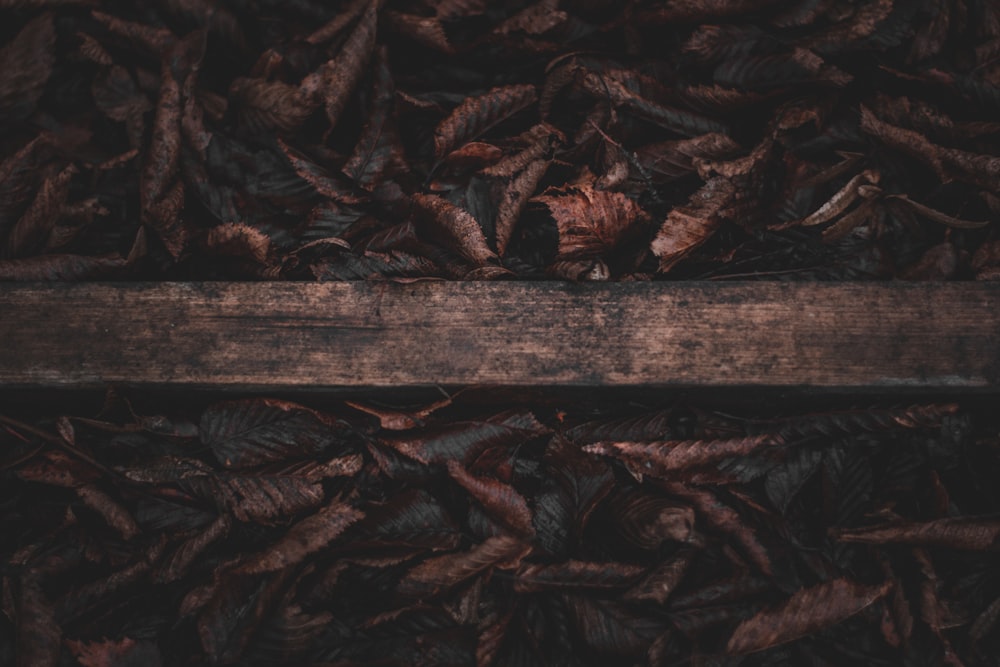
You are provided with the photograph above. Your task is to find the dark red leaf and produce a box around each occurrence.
[623,547,697,604]
[398,534,530,596]
[237,498,364,574]
[513,560,646,592]
[343,47,408,190]
[833,517,1000,550]
[585,434,779,475]
[533,183,648,259]
[66,637,163,667]
[382,410,547,465]
[181,472,325,525]
[447,460,534,537]
[410,193,497,266]
[726,578,890,654]
[0,13,55,121]
[434,84,538,159]
[610,492,696,549]
[199,398,348,469]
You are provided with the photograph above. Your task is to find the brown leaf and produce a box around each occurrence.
[384,11,453,53]
[476,612,511,667]
[795,170,880,228]
[534,184,648,259]
[66,637,163,667]
[586,434,779,475]
[206,222,273,264]
[660,481,773,575]
[383,409,547,464]
[494,2,567,36]
[434,84,538,159]
[727,578,890,654]
[141,59,181,210]
[75,484,140,540]
[410,192,496,265]
[651,177,736,272]
[183,472,326,525]
[447,460,534,537]
[578,70,729,136]
[888,194,991,229]
[229,77,316,132]
[435,0,488,19]
[76,32,112,65]
[345,394,454,431]
[143,180,187,260]
[634,133,741,183]
[398,534,529,596]
[278,139,361,203]
[833,517,1000,550]
[90,10,175,54]
[623,547,697,604]
[512,560,646,593]
[157,514,231,583]
[306,0,372,45]
[0,13,55,120]
[238,498,364,574]
[611,492,697,549]
[493,158,550,257]
[343,47,408,190]
[5,164,77,258]
[821,198,878,242]
[295,453,365,480]
[804,0,895,50]
[859,106,948,179]
[301,0,377,129]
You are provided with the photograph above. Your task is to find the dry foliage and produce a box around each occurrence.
[0,0,998,280]
[2,393,999,664]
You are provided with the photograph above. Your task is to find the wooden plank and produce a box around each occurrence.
[0,282,998,390]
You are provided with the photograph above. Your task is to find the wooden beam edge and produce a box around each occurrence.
[2,282,998,391]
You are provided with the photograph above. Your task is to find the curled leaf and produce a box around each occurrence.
[533,184,648,259]
[398,534,529,596]
[238,499,364,574]
[434,84,538,159]
[727,578,890,654]
[410,193,496,266]
[833,517,1000,550]
[513,560,646,593]
[652,177,735,272]
[447,460,534,537]
[383,410,547,464]
[586,434,779,475]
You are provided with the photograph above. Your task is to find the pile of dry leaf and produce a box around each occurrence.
[2,0,1000,281]
[1,392,999,665]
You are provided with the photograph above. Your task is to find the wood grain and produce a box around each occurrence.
[1,282,998,390]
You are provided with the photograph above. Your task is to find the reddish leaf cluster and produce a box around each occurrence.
[2,0,1000,280]
[2,393,999,665]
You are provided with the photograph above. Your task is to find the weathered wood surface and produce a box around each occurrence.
[1,282,998,390]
